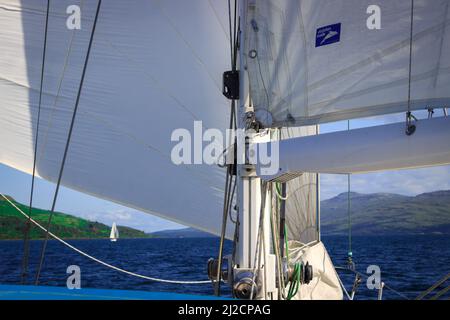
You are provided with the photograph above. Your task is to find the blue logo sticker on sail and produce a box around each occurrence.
[315,23,341,47]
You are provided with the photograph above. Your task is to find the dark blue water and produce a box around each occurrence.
[0,235,448,299]
[323,235,450,300]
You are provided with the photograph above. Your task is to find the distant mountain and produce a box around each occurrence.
[151,227,215,238]
[0,196,150,240]
[4,189,449,240]
[321,190,450,236]
[152,190,450,238]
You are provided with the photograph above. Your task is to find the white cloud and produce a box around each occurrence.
[319,111,450,200]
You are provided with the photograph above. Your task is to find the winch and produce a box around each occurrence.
[207,258,262,299]
[233,269,260,299]
[286,261,314,285]
[207,257,231,284]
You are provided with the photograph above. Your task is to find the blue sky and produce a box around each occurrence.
[1,110,449,233]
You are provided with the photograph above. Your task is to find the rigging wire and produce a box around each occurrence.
[34,0,102,285]
[280,182,287,259]
[347,120,354,271]
[21,0,50,285]
[250,182,268,300]
[231,200,240,265]
[336,271,353,300]
[1,193,210,285]
[347,174,351,256]
[407,0,415,112]
[269,185,286,299]
[227,0,238,69]
[214,101,236,295]
[37,0,86,167]
[214,0,238,297]
[272,131,288,299]
[405,0,417,135]
[415,272,450,300]
[228,178,237,223]
[429,285,450,300]
[215,156,233,295]
[335,266,410,300]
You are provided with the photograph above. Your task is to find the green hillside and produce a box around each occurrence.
[321,190,450,235]
[3,189,450,240]
[0,196,149,240]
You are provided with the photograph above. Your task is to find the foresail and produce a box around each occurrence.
[244,0,450,127]
[0,0,235,238]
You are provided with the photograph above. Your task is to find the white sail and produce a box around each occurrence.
[244,0,450,127]
[110,222,118,242]
[287,241,343,300]
[275,126,319,244]
[0,0,235,238]
[258,116,450,178]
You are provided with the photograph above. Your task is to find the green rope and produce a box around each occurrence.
[275,182,287,200]
[287,262,302,300]
[284,224,289,262]
[275,182,281,196]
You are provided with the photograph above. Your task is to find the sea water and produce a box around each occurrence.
[0,235,448,300]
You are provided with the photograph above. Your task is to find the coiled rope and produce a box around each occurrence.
[1,193,211,285]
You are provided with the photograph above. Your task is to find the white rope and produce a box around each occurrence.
[1,193,211,285]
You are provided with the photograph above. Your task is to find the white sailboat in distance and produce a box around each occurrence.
[110,222,119,242]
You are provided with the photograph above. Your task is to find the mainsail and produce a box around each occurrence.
[244,0,450,127]
[0,0,234,238]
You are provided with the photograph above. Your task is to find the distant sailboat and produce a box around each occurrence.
[110,223,119,242]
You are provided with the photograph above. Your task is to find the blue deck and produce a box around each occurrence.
[0,284,226,300]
